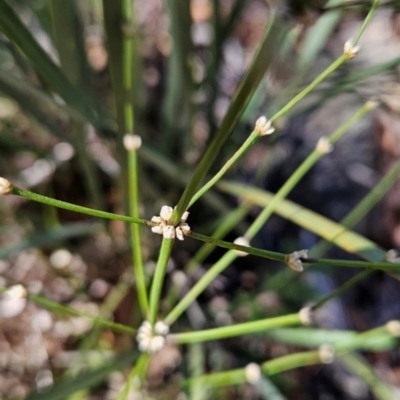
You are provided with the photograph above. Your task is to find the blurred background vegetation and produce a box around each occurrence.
[1,0,400,399]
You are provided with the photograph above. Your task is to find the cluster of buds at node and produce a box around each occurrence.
[285,249,308,272]
[343,40,360,59]
[136,320,169,353]
[255,116,275,136]
[151,206,190,240]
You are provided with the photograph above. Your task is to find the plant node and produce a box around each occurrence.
[255,116,275,136]
[136,320,170,353]
[318,344,335,364]
[244,363,261,384]
[233,236,250,257]
[298,306,313,326]
[0,177,12,195]
[316,137,333,155]
[343,40,360,59]
[285,249,308,272]
[151,206,190,240]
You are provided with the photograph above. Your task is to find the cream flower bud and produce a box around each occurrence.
[316,137,333,155]
[160,205,173,221]
[285,249,308,272]
[318,344,335,364]
[386,320,400,337]
[154,321,169,336]
[245,363,261,384]
[123,134,142,151]
[0,177,12,195]
[255,116,275,136]
[385,249,400,263]
[181,211,190,223]
[343,40,359,59]
[233,236,250,257]
[163,225,176,239]
[298,306,313,326]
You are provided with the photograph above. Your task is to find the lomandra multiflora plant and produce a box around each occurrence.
[1,0,400,398]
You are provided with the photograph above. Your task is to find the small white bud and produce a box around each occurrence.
[151,225,164,235]
[318,344,335,364]
[179,223,190,233]
[316,137,333,155]
[0,177,12,195]
[255,116,275,136]
[160,205,173,221]
[123,134,142,151]
[343,40,359,59]
[245,363,261,384]
[149,335,165,353]
[154,321,169,336]
[386,320,400,337]
[298,306,313,326]
[181,211,190,223]
[151,216,163,223]
[233,237,250,257]
[385,249,400,263]
[175,227,184,241]
[285,249,308,272]
[163,225,176,239]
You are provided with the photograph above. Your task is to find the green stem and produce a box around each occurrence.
[169,313,301,344]
[148,238,174,325]
[189,131,259,207]
[353,0,380,45]
[245,102,374,240]
[128,150,148,317]
[311,269,373,310]
[122,0,148,317]
[170,16,287,224]
[184,351,320,387]
[186,0,380,210]
[18,289,136,335]
[117,353,150,400]
[11,185,150,226]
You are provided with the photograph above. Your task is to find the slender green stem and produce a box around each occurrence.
[339,353,393,400]
[165,250,237,325]
[186,0,380,210]
[14,289,136,335]
[245,102,374,240]
[311,269,373,310]
[148,238,174,325]
[122,0,148,317]
[11,185,151,226]
[184,351,321,387]
[169,313,301,344]
[128,150,148,316]
[170,16,286,225]
[117,353,150,400]
[189,131,259,208]
[353,0,380,45]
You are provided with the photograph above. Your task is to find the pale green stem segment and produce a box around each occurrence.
[189,131,259,207]
[148,238,174,326]
[117,353,150,400]
[11,185,150,226]
[122,0,148,316]
[245,101,375,240]
[128,150,149,317]
[339,353,393,400]
[169,313,301,344]
[353,0,380,46]
[165,103,375,326]
[184,351,320,387]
